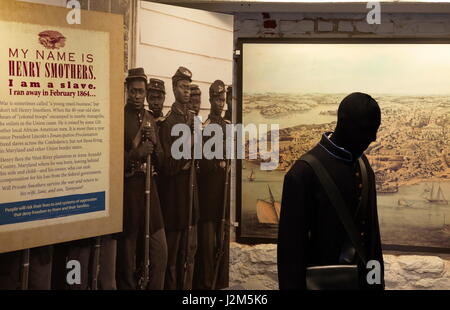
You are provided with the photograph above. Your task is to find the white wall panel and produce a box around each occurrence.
[18,0,66,6]
[140,1,233,31]
[137,45,232,84]
[136,0,233,114]
[139,9,233,61]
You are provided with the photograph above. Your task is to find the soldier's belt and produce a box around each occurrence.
[125,161,157,178]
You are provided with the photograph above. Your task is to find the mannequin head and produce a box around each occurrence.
[332,92,381,159]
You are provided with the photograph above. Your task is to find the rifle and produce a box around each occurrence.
[211,159,231,290]
[90,236,102,290]
[137,121,152,290]
[181,111,197,290]
[20,248,30,290]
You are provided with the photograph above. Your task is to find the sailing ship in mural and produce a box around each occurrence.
[256,185,281,224]
[422,183,448,205]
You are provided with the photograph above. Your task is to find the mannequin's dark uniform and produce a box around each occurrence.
[193,114,231,290]
[278,132,384,290]
[116,104,165,290]
[159,101,199,290]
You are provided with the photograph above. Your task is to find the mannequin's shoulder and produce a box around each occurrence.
[285,156,315,181]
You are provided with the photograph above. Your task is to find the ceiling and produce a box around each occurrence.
[146,0,450,14]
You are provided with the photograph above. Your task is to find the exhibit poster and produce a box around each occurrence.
[0,0,124,253]
[238,40,450,252]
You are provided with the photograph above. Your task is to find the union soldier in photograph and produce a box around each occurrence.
[116,67,166,290]
[278,92,384,290]
[188,84,201,116]
[147,78,166,124]
[194,80,231,290]
[158,66,199,290]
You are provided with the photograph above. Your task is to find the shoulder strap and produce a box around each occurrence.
[356,156,369,220]
[300,153,368,265]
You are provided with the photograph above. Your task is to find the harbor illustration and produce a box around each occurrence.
[241,93,450,247]
[256,185,281,224]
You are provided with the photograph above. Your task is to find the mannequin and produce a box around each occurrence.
[277,92,384,290]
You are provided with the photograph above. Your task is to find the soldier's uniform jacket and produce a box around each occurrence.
[122,104,165,236]
[198,114,230,222]
[224,109,232,123]
[224,86,232,122]
[144,106,165,130]
[154,111,167,131]
[158,101,199,231]
[277,132,384,290]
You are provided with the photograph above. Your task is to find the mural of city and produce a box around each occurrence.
[240,43,450,250]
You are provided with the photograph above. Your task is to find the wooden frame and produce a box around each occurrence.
[0,0,124,253]
[236,38,450,255]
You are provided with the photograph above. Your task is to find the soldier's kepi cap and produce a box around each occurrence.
[172,66,192,85]
[148,78,165,94]
[209,80,226,98]
[125,67,147,84]
[190,84,201,96]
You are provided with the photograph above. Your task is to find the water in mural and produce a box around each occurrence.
[241,92,450,249]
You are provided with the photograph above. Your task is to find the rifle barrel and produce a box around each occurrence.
[182,156,196,290]
[212,159,231,289]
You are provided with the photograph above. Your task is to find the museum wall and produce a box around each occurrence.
[135,1,233,120]
[231,11,450,289]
